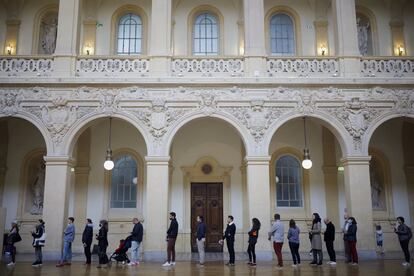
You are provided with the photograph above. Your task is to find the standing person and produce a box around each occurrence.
[31,219,46,267]
[287,219,300,268]
[324,218,336,265]
[96,220,109,268]
[342,212,351,263]
[394,216,412,266]
[309,213,323,266]
[268,213,284,268]
[6,221,21,266]
[376,225,385,255]
[220,215,236,266]
[129,217,144,266]
[82,218,94,265]
[56,217,75,267]
[344,217,358,265]
[196,215,207,266]
[247,218,261,267]
[163,212,179,267]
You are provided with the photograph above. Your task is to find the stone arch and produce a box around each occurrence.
[62,111,151,157]
[0,112,53,154]
[164,110,253,156]
[362,112,414,155]
[263,110,351,156]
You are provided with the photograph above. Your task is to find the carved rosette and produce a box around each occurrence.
[0,92,19,116]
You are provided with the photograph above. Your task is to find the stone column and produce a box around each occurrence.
[0,121,8,207]
[245,156,271,260]
[243,0,266,77]
[4,19,20,55]
[389,0,406,56]
[332,0,360,77]
[54,0,80,77]
[144,156,170,260]
[402,121,414,229]
[42,156,73,259]
[322,128,339,226]
[341,156,375,256]
[149,0,172,76]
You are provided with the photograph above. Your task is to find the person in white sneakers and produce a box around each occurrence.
[129,217,143,266]
[162,212,179,267]
[394,216,412,266]
[323,218,336,265]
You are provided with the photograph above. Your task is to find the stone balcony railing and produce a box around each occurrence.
[1,55,414,81]
[266,57,340,77]
[75,56,150,77]
[0,56,54,77]
[171,57,244,77]
[360,57,414,77]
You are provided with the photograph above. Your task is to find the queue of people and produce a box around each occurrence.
[3,212,412,268]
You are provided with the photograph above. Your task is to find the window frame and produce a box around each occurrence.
[275,154,304,208]
[269,13,296,56]
[192,12,220,56]
[116,13,143,55]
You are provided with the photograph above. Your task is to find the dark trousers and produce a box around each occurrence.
[288,242,300,264]
[273,242,283,266]
[400,240,411,263]
[167,238,176,262]
[226,239,235,264]
[349,241,358,263]
[312,249,323,264]
[247,242,256,263]
[10,244,16,263]
[34,246,42,263]
[84,243,92,264]
[98,245,108,264]
[325,240,336,262]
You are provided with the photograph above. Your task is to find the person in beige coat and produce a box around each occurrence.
[309,213,323,265]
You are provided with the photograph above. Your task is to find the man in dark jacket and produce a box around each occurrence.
[221,215,236,266]
[82,218,94,265]
[130,217,144,265]
[163,212,179,267]
[324,218,336,265]
[196,215,207,266]
[394,216,412,266]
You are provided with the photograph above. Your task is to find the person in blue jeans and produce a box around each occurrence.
[129,217,143,266]
[287,219,301,268]
[56,217,75,267]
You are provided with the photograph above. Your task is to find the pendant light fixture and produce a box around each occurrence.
[103,117,114,171]
[302,116,312,170]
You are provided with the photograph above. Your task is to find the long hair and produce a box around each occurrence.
[100,219,109,231]
[349,217,357,225]
[312,213,321,225]
[289,219,296,229]
[252,218,261,230]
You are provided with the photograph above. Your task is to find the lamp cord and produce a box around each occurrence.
[303,116,308,149]
[108,117,112,149]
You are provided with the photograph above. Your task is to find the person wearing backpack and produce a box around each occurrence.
[31,219,46,267]
[394,216,412,266]
[6,221,22,266]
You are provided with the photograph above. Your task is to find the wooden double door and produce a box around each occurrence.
[191,182,223,252]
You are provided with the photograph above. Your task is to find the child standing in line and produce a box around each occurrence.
[376,225,385,255]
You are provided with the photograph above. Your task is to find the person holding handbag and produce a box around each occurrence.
[6,221,22,266]
[96,220,109,268]
[31,219,46,267]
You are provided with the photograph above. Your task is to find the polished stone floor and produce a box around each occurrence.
[0,260,413,276]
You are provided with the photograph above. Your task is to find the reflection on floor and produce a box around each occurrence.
[1,260,413,276]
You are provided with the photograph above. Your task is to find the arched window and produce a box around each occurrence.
[110,155,138,208]
[356,13,373,56]
[369,156,386,210]
[275,155,303,207]
[270,13,295,55]
[117,13,142,55]
[193,12,219,55]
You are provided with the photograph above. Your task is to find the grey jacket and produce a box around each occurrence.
[63,223,75,243]
[310,222,322,250]
[268,220,284,243]
[395,224,411,242]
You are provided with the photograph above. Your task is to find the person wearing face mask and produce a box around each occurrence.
[96,220,109,268]
[344,217,358,265]
[162,212,179,267]
[82,218,94,265]
[56,217,75,267]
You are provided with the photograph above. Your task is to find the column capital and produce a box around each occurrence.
[145,156,171,165]
[322,165,338,174]
[340,156,371,166]
[6,19,21,26]
[244,156,271,165]
[389,19,404,28]
[44,155,75,166]
[314,20,329,27]
[74,166,90,174]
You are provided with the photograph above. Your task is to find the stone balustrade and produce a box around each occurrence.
[75,56,150,76]
[266,57,340,77]
[0,56,54,77]
[171,57,244,77]
[360,58,414,77]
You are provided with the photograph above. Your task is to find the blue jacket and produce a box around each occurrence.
[64,223,75,242]
[287,226,300,244]
[196,222,207,240]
